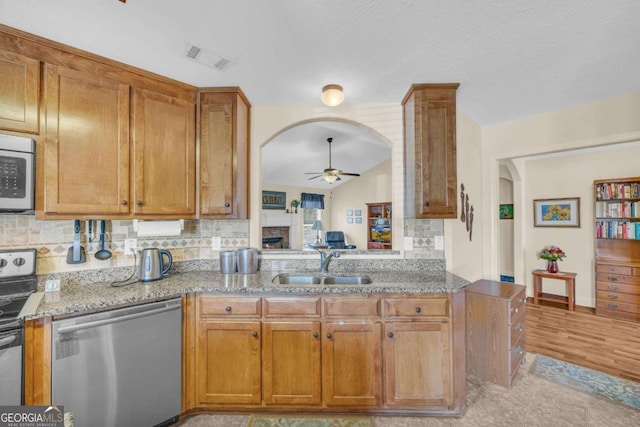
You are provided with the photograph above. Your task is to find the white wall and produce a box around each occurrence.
[499,169,515,277]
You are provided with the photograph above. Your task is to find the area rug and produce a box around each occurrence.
[530,354,640,410]
[247,414,375,427]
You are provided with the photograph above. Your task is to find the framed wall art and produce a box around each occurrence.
[499,204,514,220]
[262,190,287,210]
[533,197,580,227]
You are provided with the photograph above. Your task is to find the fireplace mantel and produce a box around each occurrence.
[262,213,299,249]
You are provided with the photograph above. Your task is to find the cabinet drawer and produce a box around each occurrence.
[596,273,640,285]
[596,299,640,314]
[596,281,640,295]
[510,312,526,348]
[384,297,448,318]
[199,295,261,317]
[634,268,640,277]
[323,297,381,317]
[508,291,526,324]
[596,264,632,275]
[510,335,526,376]
[263,296,321,317]
[597,290,640,304]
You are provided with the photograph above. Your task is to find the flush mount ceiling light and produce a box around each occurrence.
[320,84,344,107]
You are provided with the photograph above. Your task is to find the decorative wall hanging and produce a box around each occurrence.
[500,204,514,220]
[262,190,286,210]
[533,197,580,227]
[460,183,474,241]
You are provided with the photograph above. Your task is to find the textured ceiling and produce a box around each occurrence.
[2,0,639,126]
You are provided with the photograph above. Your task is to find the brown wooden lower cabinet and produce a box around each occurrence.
[384,321,451,407]
[262,321,321,405]
[189,292,466,415]
[322,322,382,407]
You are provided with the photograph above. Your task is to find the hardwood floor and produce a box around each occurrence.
[526,300,640,382]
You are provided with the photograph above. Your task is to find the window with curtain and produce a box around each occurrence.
[301,193,324,210]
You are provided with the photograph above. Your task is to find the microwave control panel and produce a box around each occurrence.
[0,156,26,199]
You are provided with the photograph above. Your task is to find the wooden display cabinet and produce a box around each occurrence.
[594,177,640,321]
[367,202,392,249]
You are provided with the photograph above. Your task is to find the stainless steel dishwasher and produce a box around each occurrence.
[52,298,182,427]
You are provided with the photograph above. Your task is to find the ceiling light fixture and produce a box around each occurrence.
[323,174,339,184]
[321,84,344,107]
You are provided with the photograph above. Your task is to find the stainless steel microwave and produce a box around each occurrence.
[0,133,35,213]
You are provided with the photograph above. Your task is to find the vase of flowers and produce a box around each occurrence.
[536,245,566,273]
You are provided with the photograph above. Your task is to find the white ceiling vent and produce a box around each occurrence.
[183,42,235,71]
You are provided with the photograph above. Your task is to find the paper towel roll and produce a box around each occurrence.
[135,220,183,237]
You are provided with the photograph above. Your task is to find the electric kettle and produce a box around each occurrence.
[138,248,173,282]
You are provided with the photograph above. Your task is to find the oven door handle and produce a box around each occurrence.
[0,335,17,348]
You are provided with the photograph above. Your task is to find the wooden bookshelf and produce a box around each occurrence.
[366,202,392,249]
[594,177,640,321]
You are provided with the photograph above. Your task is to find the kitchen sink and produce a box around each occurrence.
[322,275,372,285]
[273,274,372,285]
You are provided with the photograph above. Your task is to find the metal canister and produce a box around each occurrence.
[219,251,237,274]
[236,248,259,274]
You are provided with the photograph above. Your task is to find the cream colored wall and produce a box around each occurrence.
[478,90,640,305]
[447,110,484,281]
[330,160,392,249]
[499,176,514,277]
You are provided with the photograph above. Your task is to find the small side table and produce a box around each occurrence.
[532,269,577,311]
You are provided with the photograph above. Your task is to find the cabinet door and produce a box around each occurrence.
[44,64,130,215]
[262,321,321,405]
[403,84,458,218]
[199,90,250,219]
[195,320,261,405]
[132,88,196,216]
[0,49,40,134]
[322,322,382,406]
[384,322,452,407]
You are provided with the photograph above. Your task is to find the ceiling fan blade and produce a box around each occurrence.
[307,175,322,180]
[304,172,323,174]
[337,172,360,177]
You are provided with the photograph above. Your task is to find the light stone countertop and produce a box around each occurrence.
[31,269,470,318]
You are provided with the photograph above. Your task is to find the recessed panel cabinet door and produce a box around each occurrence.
[384,321,452,407]
[262,321,321,405]
[199,89,250,219]
[0,49,40,134]
[195,321,261,405]
[44,64,130,214]
[322,322,382,406]
[133,88,196,216]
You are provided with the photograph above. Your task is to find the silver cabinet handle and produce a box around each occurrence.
[57,303,180,334]
[512,307,519,313]
[608,285,618,291]
[515,324,523,332]
[516,346,524,355]
[608,303,619,310]
[608,294,619,300]
[608,276,618,282]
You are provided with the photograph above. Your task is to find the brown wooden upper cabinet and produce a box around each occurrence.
[403,83,459,218]
[132,88,196,217]
[43,64,131,216]
[0,48,40,134]
[199,88,250,219]
[41,65,197,218]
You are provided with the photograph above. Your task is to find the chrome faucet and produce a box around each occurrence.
[316,248,340,273]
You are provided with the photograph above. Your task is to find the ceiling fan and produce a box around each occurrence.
[305,137,360,184]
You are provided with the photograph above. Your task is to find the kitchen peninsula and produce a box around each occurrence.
[25,264,468,417]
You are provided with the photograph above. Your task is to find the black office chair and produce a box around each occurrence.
[325,231,356,249]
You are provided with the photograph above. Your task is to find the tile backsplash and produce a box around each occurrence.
[0,215,249,275]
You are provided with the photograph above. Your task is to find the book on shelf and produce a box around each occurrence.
[596,182,640,200]
[596,220,640,240]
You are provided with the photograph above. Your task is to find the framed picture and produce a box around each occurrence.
[262,190,286,210]
[355,210,362,217]
[533,197,580,227]
[347,210,353,216]
[355,217,362,224]
[347,217,354,224]
[499,204,514,220]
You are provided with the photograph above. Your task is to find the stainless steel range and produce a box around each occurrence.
[0,248,37,405]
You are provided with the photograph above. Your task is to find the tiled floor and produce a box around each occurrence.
[175,354,640,427]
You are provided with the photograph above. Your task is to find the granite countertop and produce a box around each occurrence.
[30,269,470,318]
